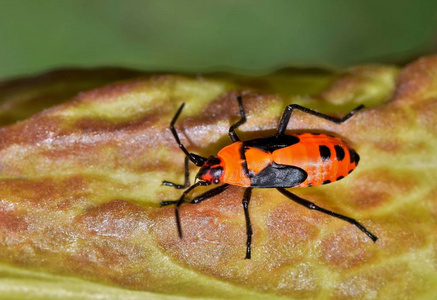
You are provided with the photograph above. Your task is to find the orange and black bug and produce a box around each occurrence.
[161,96,378,259]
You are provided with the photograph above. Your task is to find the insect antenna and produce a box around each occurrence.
[170,103,207,167]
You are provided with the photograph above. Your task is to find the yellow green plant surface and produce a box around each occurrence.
[0,56,435,299]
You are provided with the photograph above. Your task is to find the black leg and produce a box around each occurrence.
[276,188,378,242]
[242,188,253,259]
[161,183,229,238]
[160,181,208,207]
[190,184,229,204]
[228,96,247,142]
[162,156,190,189]
[161,181,210,237]
[276,104,365,136]
[169,103,207,167]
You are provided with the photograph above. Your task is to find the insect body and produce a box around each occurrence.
[162,97,378,259]
[207,132,359,188]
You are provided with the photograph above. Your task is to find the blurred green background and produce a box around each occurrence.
[1,0,437,80]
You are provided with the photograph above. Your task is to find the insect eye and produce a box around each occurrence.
[213,178,220,184]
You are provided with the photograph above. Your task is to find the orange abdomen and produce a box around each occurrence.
[273,133,359,187]
[217,133,360,188]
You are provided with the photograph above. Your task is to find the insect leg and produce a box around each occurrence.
[162,156,190,189]
[170,103,207,167]
[161,181,210,238]
[189,184,229,204]
[228,96,247,142]
[190,184,257,258]
[242,188,253,259]
[276,188,378,242]
[176,183,229,238]
[276,104,365,136]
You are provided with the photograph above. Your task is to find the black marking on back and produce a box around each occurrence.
[319,145,331,162]
[337,175,344,181]
[243,135,300,153]
[250,162,307,188]
[239,144,250,177]
[210,166,224,178]
[322,179,331,185]
[207,156,221,166]
[334,145,345,161]
[355,152,360,165]
[349,148,360,165]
